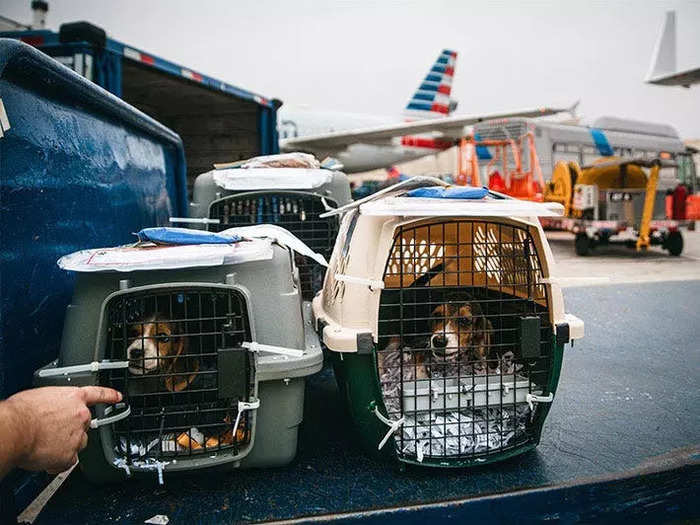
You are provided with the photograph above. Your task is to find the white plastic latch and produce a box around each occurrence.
[232,398,261,439]
[372,405,405,450]
[526,393,554,411]
[564,313,585,340]
[241,341,304,358]
[334,274,385,291]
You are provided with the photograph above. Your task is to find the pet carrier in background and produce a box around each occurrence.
[189,153,352,299]
[34,228,323,483]
[312,178,584,467]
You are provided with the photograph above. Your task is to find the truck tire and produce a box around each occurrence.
[665,231,683,256]
[575,233,591,256]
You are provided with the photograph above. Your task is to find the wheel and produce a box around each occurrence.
[665,230,683,256]
[574,233,592,256]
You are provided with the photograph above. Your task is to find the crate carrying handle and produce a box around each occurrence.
[90,402,131,429]
[232,399,261,439]
[372,405,405,450]
[526,392,553,411]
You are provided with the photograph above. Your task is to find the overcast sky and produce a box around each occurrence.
[4,0,700,138]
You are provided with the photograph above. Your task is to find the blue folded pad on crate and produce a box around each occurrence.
[405,186,489,199]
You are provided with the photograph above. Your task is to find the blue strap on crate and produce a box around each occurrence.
[405,186,489,199]
[135,227,241,245]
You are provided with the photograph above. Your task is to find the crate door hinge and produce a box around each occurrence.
[0,99,10,138]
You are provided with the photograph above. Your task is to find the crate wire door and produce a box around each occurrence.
[102,287,254,463]
[377,220,552,463]
[209,191,339,299]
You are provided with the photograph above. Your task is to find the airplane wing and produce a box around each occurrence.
[280,106,569,151]
[647,67,700,87]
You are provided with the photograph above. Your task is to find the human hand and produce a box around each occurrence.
[3,386,122,474]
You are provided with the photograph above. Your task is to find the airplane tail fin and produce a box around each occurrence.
[404,49,457,119]
[647,10,676,81]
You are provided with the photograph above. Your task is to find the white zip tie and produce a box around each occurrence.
[526,392,554,411]
[232,399,261,440]
[168,217,221,224]
[241,342,304,358]
[90,404,131,429]
[319,197,336,212]
[37,360,129,378]
[372,406,405,450]
[334,273,385,291]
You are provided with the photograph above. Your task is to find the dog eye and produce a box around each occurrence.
[157,332,170,342]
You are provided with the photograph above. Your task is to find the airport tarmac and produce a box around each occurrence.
[548,227,700,287]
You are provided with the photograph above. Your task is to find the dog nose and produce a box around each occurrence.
[129,348,144,359]
[432,335,447,348]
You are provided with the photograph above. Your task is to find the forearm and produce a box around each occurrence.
[0,399,30,479]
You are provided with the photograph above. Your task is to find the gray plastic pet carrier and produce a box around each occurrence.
[35,234,322,483]
[189,158,352,299]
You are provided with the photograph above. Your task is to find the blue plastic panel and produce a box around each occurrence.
[0,39,187,398]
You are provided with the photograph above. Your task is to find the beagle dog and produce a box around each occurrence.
[126,313,199,392]
[379,297,493,379]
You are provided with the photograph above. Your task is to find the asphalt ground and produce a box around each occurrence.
[547,227,700,286]
[35,278,700,523]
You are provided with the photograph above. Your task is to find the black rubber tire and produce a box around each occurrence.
[574,233,591,256]
[665,231,684,256]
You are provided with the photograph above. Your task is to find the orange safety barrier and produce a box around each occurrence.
[456,133,544,201]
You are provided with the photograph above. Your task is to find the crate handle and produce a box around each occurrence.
[37,360,129,378]
[526,393,553,411]
[232,399,261,439]
[372,405,405,450]
[90,402,130,429]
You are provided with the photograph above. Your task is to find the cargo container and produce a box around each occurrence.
[0,38,187,516]
[1,21,280,191]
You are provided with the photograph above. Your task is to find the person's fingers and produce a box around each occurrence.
[79,432,89,451]
[80,386,122,406]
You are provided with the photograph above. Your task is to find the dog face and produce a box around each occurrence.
[126,314,182,375]
[429,302,491,361]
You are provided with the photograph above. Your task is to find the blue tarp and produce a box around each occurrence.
[135,227,241,245]
[406,186,489,199]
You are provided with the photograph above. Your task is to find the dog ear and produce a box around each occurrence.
[165,332,199,393]
[475,316,492,347]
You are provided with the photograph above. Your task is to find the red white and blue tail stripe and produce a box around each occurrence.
[404,49,457,118]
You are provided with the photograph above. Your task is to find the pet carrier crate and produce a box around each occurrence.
[189,158,352,299]
[312,178,584,467]
[34,231,323,483]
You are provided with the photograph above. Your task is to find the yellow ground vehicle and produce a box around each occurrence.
[543,157,685,256]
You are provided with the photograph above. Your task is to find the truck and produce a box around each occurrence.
[1,20,280,192]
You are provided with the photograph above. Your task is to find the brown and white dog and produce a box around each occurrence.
[427,300,493,375]
[126,314,199,392]
[379,298,493,379]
